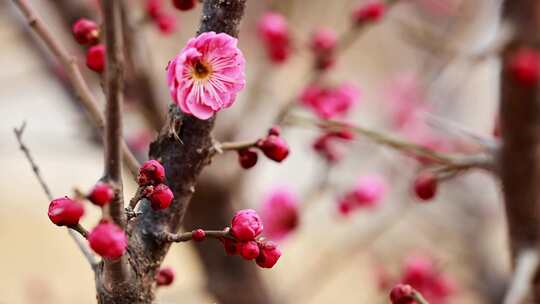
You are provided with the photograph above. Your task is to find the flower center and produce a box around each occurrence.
[192,61,212,80]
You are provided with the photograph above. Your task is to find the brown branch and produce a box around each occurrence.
[13,122,98,270]
[500,0,540,301]
[100,0,131,290]
[157,228,232,243]
[10,0,140,179]
[285,114,496,172]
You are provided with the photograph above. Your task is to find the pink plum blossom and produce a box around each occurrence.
[167,32,246,119]
[257,12,291,63]
[299,82,360,119]
[261,186,299,240]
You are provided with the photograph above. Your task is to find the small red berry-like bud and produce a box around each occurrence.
[337,197,354,216]
[258,135,290,162]
[238,148,258,169]
[86,44,105,73]
[413,172,438,201]
[88,221,127,259]
[231,209,263,241]
[353,1,386,24]
[155,13,177,35]
[508,48,540,87]
[268,126,281,136]
[155,267,175,286]
[138,159,166,185]
[72,18,99,45]
[88,182,114,207]
[239,241,260,260]
[256,241,281,268]
[310,28,337,54]
[48,196,84,226]
[145,0,163,19]
[172,0,196,10]
[220,237,240,255]
[149,184,174,210]
[389,284,416,304]
[192,229,206,242]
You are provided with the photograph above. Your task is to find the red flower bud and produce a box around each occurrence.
[86,44,105,73]
[192,229,206,242]
[88,221,127,259]
[258,135,290,162]
[88,182,114,207]
[156,267,175,286]
[508,48,540,87]
[172,0,196,10]
[138,159,166,186]
[155,13,177,35]
[238,148,258,169]
[220,237,240,255]
[256,241,281,268]
[353,1,386,24]
[149,184,174,210]
[145,0,162,19]
[389,284,416,304]
[239,241,260,260]
[48,196,84,226]
[413,172,438,201]
[231,209,263,241]
[72,18,99,45]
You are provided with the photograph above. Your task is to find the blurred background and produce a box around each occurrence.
[1,0,507,303]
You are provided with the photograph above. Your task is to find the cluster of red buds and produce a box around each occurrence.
[145,0,177,35]
[237,126,290,169]
[220,209,282,268]
[137,160,174,210]
[71,18,105,73]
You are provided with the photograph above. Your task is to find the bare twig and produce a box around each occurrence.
[10,0,140,178]
[503,248,540,304]
[157,228,232,243]
[285,114,496,172]
[13,122,98,270]
[217,140,259,152]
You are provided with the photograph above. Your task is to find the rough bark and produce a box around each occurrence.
[96,0,248,302]
[500,0,540,301]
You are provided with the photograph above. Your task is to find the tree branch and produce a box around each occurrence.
[157,228,232,243]
[100,0,131,289]
[503,248,540,304]
[13,122,98,270]
[10,0,140,178]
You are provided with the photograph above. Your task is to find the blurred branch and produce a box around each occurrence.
[503,248,539,304]
[285,113,496,173]
[13,122,98,270]
[157,228,232,242]
[10,0,140,178]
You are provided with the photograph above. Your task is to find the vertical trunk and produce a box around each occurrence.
[500,0,540,300]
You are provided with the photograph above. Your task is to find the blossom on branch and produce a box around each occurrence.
[167,32,246,119]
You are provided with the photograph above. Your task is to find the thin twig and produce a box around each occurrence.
[285,114,496,172]
[13,122,98,270]
[157,228,232,243]
[10,0,140,178]
[503,249,540,304]
[217,140,259,152]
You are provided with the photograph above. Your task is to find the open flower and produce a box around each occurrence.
[167,32,246,119]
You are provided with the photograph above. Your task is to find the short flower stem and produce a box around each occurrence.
[129,186,146,210]
[69,223,89,238]
[157,228,233,243]
[216,140,259,152]
[412,290,430,304]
